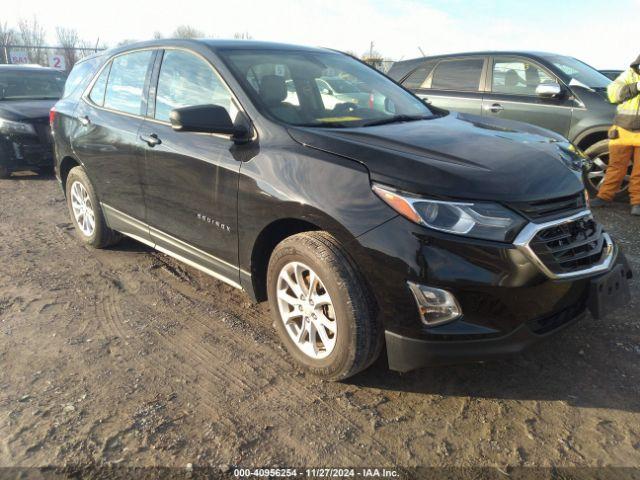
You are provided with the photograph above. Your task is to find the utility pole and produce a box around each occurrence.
[369,41,374,58]
[418,46,426,57]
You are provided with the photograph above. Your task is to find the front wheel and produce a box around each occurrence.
[267,231,381,381]
[583,139,630,202]
[65,166,121,248]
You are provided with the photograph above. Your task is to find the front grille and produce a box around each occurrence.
[529,216,606,274]
[509,192,586,221]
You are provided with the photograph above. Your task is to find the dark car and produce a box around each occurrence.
[0,65,67,178]
[600,70,623,81]
[387,52,627,199]
[52,40,631,380]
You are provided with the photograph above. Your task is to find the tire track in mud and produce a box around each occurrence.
[139,252,396,463]
[59,230,394,464]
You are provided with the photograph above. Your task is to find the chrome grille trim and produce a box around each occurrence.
[513,210,615,280]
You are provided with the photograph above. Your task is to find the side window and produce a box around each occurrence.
[492,58,556,95]
[88,62,111,106]
[155,50,237,122]
[431,59,484,91]
[402,61,436,89]
[63,57,101,99]
[103,50,153,115]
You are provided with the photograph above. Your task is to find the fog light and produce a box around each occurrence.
[407,282,462,326]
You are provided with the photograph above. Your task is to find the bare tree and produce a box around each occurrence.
[152,31,164,40]
[116,39,139,47]
[172,25,204,39]
[0,21,16,63]
[233,31,252,40]
[17,16,46,64]
[56,27,79,71]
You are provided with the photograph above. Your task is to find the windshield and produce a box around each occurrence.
[544,55,611,89]
[220,49,432,127]
[0,69,67,100]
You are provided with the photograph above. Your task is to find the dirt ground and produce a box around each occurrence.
[1,172,639,475]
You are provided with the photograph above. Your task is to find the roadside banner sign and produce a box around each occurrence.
[9,50,29,64]
[48,54,66,70]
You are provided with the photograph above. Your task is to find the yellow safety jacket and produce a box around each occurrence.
[608,55,640,131]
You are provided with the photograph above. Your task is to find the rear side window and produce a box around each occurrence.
[63,57,101,99]
[103,50,153,115]
[154,50,237,122]
[402,61,437,89]
[88,62,111,106]
[431,59,484,91]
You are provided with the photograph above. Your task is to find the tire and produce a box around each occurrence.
[65,166,121,248]
[267,231,382,381]
[0,164,10,179]
[583,139,629,202]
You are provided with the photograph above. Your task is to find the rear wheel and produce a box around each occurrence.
[267,231,381,381]
[65,166,121,248]
[583,139,630,202]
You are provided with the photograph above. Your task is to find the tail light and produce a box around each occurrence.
[49,107,56,126]
[368,93,374,109]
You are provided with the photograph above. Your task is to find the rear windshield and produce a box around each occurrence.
[0,69,67,100]
[63,57,102,99]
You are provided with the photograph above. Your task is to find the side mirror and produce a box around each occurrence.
[321,88,332,96]
[536,83,562,99]
[170,104,246,137]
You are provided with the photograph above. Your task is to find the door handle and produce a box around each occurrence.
[78,115,90,126]
[140,133,161,147]
[485,103,504,113]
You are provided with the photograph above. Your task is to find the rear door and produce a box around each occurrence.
[482,56,573,136]
[72,49,156,241]
[413,57,487,115]
[139,48,243,285]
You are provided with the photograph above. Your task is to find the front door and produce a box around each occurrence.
[482,56,573,136]
[140,48,243,285]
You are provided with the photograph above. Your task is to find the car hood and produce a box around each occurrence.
[288,112,585,202]
[0,99,57,121]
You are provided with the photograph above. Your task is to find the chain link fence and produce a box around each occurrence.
[1,45,104,72]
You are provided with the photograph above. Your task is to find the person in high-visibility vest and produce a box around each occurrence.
[591,54,640,216]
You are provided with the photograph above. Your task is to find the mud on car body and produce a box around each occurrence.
[52,40,632,380]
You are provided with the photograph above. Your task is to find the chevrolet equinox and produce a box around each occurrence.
[52,40,632,380]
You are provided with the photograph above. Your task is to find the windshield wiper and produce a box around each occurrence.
[361,114,433,127]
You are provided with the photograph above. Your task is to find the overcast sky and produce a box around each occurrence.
[4,0,639,69]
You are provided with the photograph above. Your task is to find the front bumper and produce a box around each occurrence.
[386,305,587,372]
[350,212,631,372]
[0,132,54,172]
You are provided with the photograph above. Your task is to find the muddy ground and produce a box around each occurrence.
[0,172,639,475]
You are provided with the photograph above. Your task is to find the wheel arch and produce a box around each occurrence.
[247,218,323,302]
[59,156,82,196]
[574,127,609,151]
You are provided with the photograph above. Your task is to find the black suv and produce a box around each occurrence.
[387,52,624,199]
[0,65,67,177]
[52,40,631,380]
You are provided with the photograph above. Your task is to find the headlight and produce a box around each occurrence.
[372,183,527,242]
[0,117,36,135]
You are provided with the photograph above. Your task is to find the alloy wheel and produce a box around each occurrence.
[276,261,337,360]
[587,153,631,193]
[70,181,96,237]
